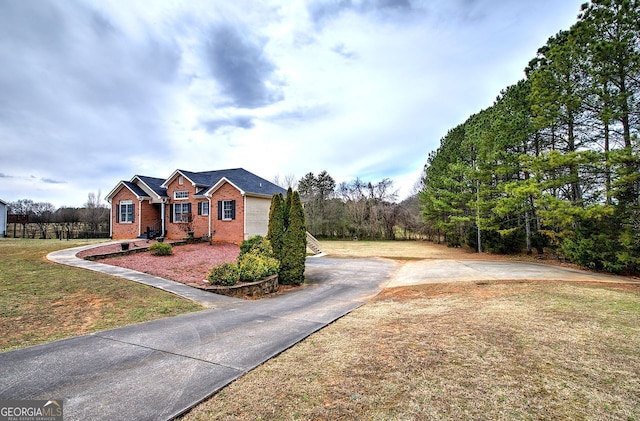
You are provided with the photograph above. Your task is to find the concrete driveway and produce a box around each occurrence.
[388,259,635,287]
[0,254,398,421]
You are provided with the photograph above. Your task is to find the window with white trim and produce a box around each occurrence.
[217,200,236,220]
[119,200,134,223]
[198,202,209,216]
[174,190,189,200]
[173,203,191,222]
[223,200,234,220]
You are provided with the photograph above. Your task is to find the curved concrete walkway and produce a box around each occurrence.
[47,243,238,308]
[0,246,398,421]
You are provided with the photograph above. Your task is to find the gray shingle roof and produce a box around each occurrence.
[122,181,149,198]
[109,168,286,201]
[180,168,286,197]
[136,176,168,197]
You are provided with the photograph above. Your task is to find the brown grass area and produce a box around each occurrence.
[181,280,640,420]
[319,240,616,275]
[319,239,489,260]
[318,240,556,264]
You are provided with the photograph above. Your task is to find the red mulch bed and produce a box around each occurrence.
[77,241,240,287]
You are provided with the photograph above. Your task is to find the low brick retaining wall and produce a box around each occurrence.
[198,274,279,299]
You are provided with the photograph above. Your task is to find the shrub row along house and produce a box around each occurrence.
[106,168,287,244]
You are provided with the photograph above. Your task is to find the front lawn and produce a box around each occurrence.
[0,239,203,352]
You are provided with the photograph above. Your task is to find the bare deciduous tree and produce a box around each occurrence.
[82,190,109,234]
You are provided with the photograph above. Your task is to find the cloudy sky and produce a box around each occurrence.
[0,0,585,208]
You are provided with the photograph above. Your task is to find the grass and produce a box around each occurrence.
[0,238,203,352]
[180,241,640,420]
[318,239,503,260]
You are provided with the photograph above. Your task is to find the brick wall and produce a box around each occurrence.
[164,176,197,239]
[111,188,139,239]
[211,182,244,244]
[192,200,210,238]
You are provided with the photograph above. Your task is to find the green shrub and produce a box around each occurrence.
[240,236,278,259]
[239,235,264,257]
[149,242,173,256]
[561,233,629,273]
[238,253,279,282]
[558,213,639,275]
[531,232,552,254]
[267,193,285,261]
[249,238,275,258]
[280,191,306,285]
[206,262,240,286]
[485,229,525,254]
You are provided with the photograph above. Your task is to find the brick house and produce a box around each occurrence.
[106,168,286,244]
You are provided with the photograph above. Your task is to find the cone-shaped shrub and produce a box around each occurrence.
[283,187,293,229]
[267,193,285,263]
[280,190,306,285]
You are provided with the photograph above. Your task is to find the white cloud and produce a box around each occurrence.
[0,0,585,207]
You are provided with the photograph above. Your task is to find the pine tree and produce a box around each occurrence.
[267,193,285,264]
[420,124,476,246]
[419,1,640,272]
[280,190,307,285]
[297,172,317,198]
[528,30,590,205]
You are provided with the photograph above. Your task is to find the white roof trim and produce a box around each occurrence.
[244,192,276,199]
[105,181,149,202]
[160,169,196,188]
[131,176,164,200]
[203,176,245,197]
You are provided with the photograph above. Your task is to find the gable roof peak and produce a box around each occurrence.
[133,175,168,198]
[152,167,286,197]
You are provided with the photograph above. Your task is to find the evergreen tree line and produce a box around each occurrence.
[6,192,110,239]
[296,171,428,240]
[420,0,640,273]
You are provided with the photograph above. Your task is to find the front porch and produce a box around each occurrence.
[137,202,165,239]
